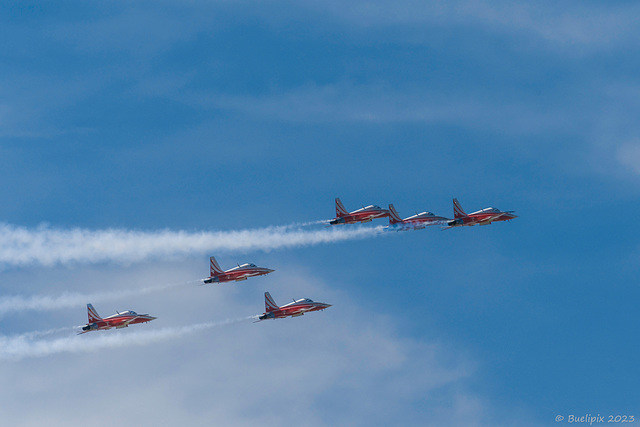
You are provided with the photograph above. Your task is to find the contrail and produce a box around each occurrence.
[0,222,383,267]
[0,280,199,317]
[0,316,256,361]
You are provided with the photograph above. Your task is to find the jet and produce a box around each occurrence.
[256,292,332,321]
[78,304,156,334]
[386,203,450,231]
[202,255,274,284]
[329,197,389,225]
[445,198,517,228]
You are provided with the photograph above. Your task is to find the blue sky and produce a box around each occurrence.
[1,1,639,426]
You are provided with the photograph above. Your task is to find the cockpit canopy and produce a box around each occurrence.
[478,207,500,214]
[409,211,435,219]
[354,205,382,213]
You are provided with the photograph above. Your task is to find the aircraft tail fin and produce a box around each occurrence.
[210,256,224,276]
[87,304,103,323]
[388,204,403,224]
[335,198,349,217]
[265,292,279,313]
[453,198,468,219]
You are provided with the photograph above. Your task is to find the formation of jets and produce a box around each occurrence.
[330,197,517,230]
[77,197,516,334]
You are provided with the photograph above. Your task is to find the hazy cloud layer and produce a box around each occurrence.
[616,142,640,175]
[0,267,507,427]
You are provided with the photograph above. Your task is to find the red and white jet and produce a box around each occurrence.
[445,198,517,228]
[78,304,156,334]
[203,256,274,284]
[256,292,332,321]
[386,203,450,231]
[329,197,389,225]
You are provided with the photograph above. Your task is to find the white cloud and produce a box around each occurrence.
[616,142,640,175]
[296,0,640,49]
[198,83,573,136]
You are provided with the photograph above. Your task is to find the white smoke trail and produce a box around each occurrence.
[0,280,199,317]
[0,316,256,361]
[0,222,383,267]
[279,219,332,228]
[17,326,76,339]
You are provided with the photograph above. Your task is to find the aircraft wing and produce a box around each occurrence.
[122,316,147,326]
[106,318,134,328]
[478,213,509,225]
[441,226,454,230]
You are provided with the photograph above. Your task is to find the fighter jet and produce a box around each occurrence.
[386,203,450,231]
[78,304,156,334]
[329,197,389,225]
[202,256,274,284]
[256,292,332,321]
[445,198,517,228]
